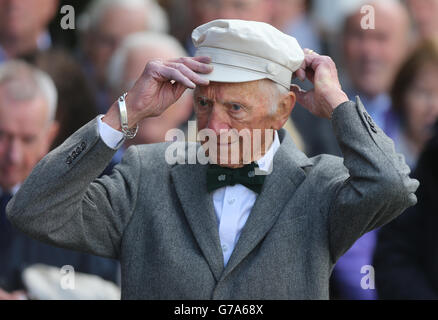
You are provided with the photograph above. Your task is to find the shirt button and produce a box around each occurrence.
[228,198,236,205]
[222,244,228,252]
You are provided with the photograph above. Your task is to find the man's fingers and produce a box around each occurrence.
[294,69,306,82]
[171,56,213,74]
[165,62,210,86]
[294,49,335,84]
[159,65,196,89]
[191,55,212,64]
[294,49,319,82]
[291,84,314,109]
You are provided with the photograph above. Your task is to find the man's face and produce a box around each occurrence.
[404,64,438,146]
[343,4,409,97]
[0,0,58,39]
[194,80,288,167]
[0,90,54,190]
[86,6,148,85]
[192,0,273,26]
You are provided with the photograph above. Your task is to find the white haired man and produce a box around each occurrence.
[0,61,118,299]
[7,20,418,299]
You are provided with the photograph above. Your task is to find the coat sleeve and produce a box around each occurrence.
[6,117,142,259]
[328,97,419,263]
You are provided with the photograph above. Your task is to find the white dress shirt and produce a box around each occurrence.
[97,116,280,266]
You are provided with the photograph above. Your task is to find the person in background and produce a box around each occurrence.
[107,32,193,155]
[185,0,274,55]
[33,49,99,150]
[271,0,322,54]
[76,0,169,113]
[0,0,58,62]
[330,0,412,300]
[374,121,438,299]
[389,39,438,170]
[341,0,411,131]
[0,61,118,299]
[407,0,438,42]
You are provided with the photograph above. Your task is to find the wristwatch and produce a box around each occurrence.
[118,92,139,139]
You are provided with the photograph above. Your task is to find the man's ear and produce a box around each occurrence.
[272,91,296,130]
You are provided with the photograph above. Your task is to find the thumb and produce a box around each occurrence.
[290,84,313,108]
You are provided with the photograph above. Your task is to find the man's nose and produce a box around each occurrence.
[207,106,230,135]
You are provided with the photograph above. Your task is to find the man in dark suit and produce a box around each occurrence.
[0,60,118,299]
[374,122,438,299]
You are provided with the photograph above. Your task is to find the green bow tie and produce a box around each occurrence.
[206,162,266,194]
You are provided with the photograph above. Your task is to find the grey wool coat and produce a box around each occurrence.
[7,98,419,299]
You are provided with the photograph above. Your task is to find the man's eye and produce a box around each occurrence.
[198,98,209,107]
[231,103,242,111]
[23,136,36,144]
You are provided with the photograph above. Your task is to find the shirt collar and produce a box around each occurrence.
[0,184,21,196]
[256,130,280,172]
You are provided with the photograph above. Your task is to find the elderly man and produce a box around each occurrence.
[78,0,168,113]
[7,20,418,300]
[0,61,118,299]
[330,0,412,300]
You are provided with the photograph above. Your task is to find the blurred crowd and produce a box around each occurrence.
[0,0,438,300]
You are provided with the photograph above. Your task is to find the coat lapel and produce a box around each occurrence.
[170,129,312,281]
[170,163,224,281]
[220,129,313,280]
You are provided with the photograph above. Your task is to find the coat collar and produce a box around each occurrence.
[170,129,312,281]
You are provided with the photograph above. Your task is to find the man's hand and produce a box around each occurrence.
[291,49,349,119]
[103,56,213,130]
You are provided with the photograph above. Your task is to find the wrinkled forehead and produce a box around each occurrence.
[194,79,270,100]
[193,80,278,112]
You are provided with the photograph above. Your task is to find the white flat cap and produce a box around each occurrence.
[192,19,304,89]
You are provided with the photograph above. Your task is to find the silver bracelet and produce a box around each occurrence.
[118,93,139,140]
